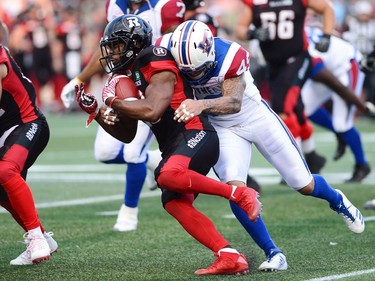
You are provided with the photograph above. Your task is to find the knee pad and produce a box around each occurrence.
[281,114,301,138]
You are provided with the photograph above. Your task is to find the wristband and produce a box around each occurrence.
[109,96,119,108]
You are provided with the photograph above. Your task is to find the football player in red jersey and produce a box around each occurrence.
[61,0,185,233]
[75,14,262,276]
[236,0,335,174]
[0,21,58,265]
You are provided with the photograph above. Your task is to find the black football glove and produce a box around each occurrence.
[246,27,270,42]
[315,34,331,52]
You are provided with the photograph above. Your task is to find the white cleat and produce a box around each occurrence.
[44,232,58,254]
[331,189,365,234]
[113,204,138,232]
[10,232,54,265]
[258,252,288,271]
[364,199,375,210]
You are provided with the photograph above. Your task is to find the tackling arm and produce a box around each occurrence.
[174,74,245,122]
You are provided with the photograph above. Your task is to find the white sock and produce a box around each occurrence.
[218,248,239,255]
[28,227,43,237]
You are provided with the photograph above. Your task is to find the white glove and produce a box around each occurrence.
[365,101,375,115]
[61,77,82,108]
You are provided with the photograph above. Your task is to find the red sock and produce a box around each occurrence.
[165,197,229,253]
[2,175,40,230]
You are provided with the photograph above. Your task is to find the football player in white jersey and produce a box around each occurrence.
[303,26,371,182]
[158,20,365,271]
[60,0,185,232]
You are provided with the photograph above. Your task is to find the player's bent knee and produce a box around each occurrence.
[0,161,19,184]
[157,167,191,193]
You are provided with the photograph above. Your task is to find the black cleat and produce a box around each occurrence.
[305,151,327,174]
[333,134,346,161]
[346,164,371,182]
[246,174,262,194]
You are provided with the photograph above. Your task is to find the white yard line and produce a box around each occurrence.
[304,268,375,281]
[0,191,160,214]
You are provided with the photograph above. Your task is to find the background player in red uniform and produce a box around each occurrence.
[0,20,57,265]
[75,14,262,276]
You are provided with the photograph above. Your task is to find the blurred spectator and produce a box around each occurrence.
[51,4,83,112]
[343,0,375,107]
[8,3,56,110]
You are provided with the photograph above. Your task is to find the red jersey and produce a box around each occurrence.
[131,45,215,153]
[243,0,309,64]
[0,46,43,134]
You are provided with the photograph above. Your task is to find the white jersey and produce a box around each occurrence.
[303,26,365,132]
[157,34,262,127]
[157,34,311,187]
[106,0,185,43]
[306,26,363,77]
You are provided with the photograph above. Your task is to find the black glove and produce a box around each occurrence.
[246,27,270,42]
[315,34,331,52]
[360,49,375,73]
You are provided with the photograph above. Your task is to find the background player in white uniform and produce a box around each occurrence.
[303,26,371,182]
[60,0,185,232]
[159,20,365,270]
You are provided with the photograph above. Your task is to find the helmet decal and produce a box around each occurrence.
[198,30,213,55]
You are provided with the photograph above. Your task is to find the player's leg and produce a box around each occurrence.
[156,130,262,222]
[162,191,249,275]
[212,124,287,271]
[331,71,370,182]
[0,121,51,264]
[256,101,364,233]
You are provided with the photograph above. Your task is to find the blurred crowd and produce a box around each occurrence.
[0,0,374,113]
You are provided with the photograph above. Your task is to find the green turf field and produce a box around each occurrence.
[1,112,374,281]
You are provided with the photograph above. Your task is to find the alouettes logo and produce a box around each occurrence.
[198,30,213,55]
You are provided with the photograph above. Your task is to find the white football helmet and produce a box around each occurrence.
[170,20,217,85]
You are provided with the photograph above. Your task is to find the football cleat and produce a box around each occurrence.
[230,186,262,222]
[305,151,326,174]
[258,251,288,271]
[113,204,138,232]
[330,189,365,234]
[345,164,371,183]
[246,174,262,194]
[194,251,249,276]
[10,232,53,265]
[44,232,58,254]
[364,199,375,210]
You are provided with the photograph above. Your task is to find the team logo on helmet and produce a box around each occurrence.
[153,47,167,56]
[198,30,213,55]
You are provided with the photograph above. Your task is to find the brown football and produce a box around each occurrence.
[115,75,140,100]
